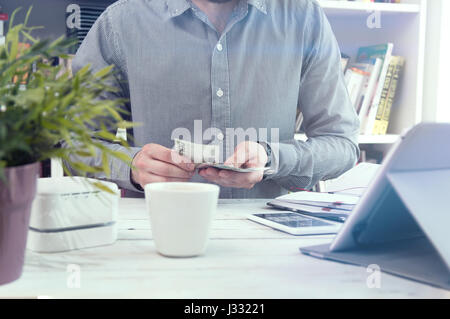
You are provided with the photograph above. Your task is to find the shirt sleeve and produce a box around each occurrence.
[66,9,141,191]
[263,2,360,191]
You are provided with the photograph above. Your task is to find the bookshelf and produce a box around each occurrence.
[295,0,427,158]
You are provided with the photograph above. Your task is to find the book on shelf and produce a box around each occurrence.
[371,58,396,135]
[343,43,405,136]
[349,58,383,118]
[356,43,394,135]
[373,56,405,135]
[344,66,369,111]
[340,53,350,73]
[374,1,402,3]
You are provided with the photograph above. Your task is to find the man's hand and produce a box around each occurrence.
[198,141,268,189]
[131,143,196,189]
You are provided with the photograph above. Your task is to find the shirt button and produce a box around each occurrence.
[216,43,223,52]
[216,89,224,97]
[217,133,224,140]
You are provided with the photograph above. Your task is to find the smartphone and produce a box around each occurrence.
[247,212,342,236]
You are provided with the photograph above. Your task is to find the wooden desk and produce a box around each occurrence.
[0,199,448,298]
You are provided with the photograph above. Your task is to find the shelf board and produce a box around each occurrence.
[295,133,400,145]
[318,0,421,16]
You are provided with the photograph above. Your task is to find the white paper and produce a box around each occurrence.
[324,163,381,196]
[277,191,360,205]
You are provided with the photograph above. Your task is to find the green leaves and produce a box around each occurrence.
[94,65,114,79]
[92,181,116,195]
[0,7,137,191]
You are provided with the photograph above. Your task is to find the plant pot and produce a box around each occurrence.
[0,162,39,285]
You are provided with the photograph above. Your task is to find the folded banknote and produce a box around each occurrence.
[173,139,269,173]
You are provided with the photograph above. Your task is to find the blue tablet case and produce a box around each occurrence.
[301,238,450,290]
[300,123,450,290]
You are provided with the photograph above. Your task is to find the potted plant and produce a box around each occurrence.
[0,8,134,285]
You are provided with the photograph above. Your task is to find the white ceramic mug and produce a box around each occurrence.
[144,182,220,257]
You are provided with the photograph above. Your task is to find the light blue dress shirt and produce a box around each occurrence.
[71,0,360,198]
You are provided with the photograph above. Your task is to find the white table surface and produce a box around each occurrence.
[1,198,448,299]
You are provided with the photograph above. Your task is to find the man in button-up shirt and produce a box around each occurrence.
[71,0,360,199]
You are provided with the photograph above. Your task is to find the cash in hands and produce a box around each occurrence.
[172,139,269,173]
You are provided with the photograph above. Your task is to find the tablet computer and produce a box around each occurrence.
[248,212,341,235]
[329,123,449,252]
[299,123,450,289]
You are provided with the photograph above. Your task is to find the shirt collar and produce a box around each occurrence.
[164,0,191,19]
[163,0,267,20]
[247,0,267,14]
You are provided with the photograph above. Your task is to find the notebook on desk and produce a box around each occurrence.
[300,123,450,290]
[267,192,359,222]
[267,163,380,223]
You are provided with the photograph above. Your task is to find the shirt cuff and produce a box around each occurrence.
[262,142,299,180]
[110,146,142,191]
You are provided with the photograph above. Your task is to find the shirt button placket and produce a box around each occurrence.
[211,35,231,135]
[211,35,232,197]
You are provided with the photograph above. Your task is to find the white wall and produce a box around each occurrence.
[423,0,450,122]
[435,0,450,122]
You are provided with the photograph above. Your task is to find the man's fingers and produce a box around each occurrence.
[200,174,235,188]
[244,157,262,168]
[199,169,224,185]
[224,141,266,167]
[219,170,261,185]
[199,168,259,189]
[170,151,196,170]
[146,159,194,178]
[202,167,220,177]
[224,143,249,167]
[143,143,195,171]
